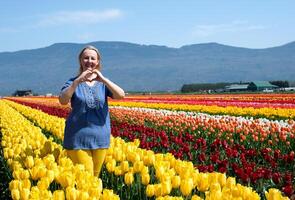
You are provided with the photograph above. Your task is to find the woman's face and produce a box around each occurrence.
[80,49,100,72]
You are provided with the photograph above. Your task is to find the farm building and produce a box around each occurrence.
[13,90,33,96]
[225,84,249,92]
[247,81,278,91]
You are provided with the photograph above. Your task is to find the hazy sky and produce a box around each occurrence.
[1,0,294,52]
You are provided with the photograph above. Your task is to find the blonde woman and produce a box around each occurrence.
[59,45,125,176]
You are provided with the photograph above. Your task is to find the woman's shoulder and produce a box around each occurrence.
[65,76,78,83]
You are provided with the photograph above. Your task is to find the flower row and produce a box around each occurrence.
[0,100,120,200]
[2,100,294,198]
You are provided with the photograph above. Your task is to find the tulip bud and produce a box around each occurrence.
[124,172,134,185]
[21,179,31,189]
[161,181,172,196]
[20,170,30,180]
[78,191,89,200]
[20,188,30,200]
[66,187,78,200]
[11,189,20,200]
[133,161,144,173]
[52,190,65,200]
[146,185,155,197]
[141,173,150,185]
[120,161,129,172]
[180,178,194,196]
[9,180,19,191]
[154,184,163,197]
[191,195,203,200]
[24,156,34,169]
[172,176,181,188]
[106,159,116,172]
[197,173,209,192]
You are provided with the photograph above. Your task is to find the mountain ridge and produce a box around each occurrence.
[0,41,294,95]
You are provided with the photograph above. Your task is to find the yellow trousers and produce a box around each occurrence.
[66,149,107,177]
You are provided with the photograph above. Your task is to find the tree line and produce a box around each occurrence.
[180,80,290,93]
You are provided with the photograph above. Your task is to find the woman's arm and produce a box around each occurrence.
[58,79,80,105]
[102,78,125,99]
[59,70,93,105]
[94,70,125,99]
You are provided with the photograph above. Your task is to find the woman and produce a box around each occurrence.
[59,45,125,177]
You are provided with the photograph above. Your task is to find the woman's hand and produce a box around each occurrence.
[92,69,125,99]
[77,69,94,83]
[92,69,107,83]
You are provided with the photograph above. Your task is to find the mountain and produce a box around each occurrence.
[0,41,295,95]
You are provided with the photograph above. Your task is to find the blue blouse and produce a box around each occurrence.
[61,77,113,150]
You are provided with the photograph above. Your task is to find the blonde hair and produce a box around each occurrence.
[78,45,102,75]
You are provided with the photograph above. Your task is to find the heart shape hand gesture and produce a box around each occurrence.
[86,73,98,82]
[79,69,106,83]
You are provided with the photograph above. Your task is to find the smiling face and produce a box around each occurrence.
[78,46,101,74]
[80,49,100,72]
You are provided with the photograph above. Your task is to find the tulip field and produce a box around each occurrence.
[0,94,294,200]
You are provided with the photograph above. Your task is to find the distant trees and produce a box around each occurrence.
[269,80,289,88]
[181,80,291,93]
[181,83,229,93]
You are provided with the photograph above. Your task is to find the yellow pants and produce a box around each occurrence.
[66,149,107,177]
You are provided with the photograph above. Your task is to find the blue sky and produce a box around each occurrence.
[1,0,295,52]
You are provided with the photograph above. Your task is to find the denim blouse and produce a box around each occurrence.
[61,77,113,150]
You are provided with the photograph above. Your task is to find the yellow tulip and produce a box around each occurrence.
[8,148,14,158]
[146,184,155,197]
[225,177,236,189]
[127,151,140,163]
[40,190,53,199]
[180,178,194,196]
[141,173,150,185]
[191,195,203,200]
[232,185,241,197]
[265,188,289,200]
[20,188,30,200]
[21,179,31,189]
[12,169,21,180]
[66,187,78,200]
[133,139,140,147]
[43,154,55,168]
[210,182,221,192]
[11,189,20,200]
[89,187,101,198]
[206,184,222,200]
[20,169,30,180]
[143,153,155,166]
[141,166,149,174]
[120,160,129,172]
[37,166,47,179]
[114,167,123,176]
[30,186,40,199]
[52,190,65,200]
[11,162,22,174]
[154,184,163,197]
[171,176,181,189]
[78,191,90,200]
[106,159,116,172]
[37,177,50,190]
[124,172,134,185]
[113,147,123,161]
[197,173,209,192]
[133,161,144,173]
[156,166,165,180]
[24,156,34,169]
[161,181,172,196]
[9,180,19,191]
[218,173,226,187]
[46,170,55,182]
